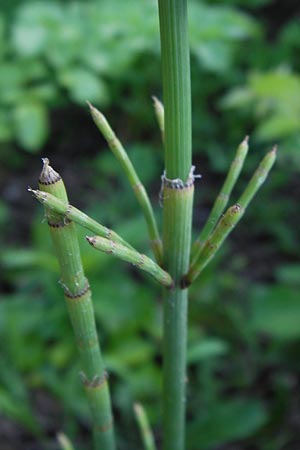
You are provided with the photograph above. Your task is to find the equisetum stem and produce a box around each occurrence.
[158,1,193,449]
[86,236,173,289]
[152,96,165,142]
[88,102,163,265]
[134,403,157,450]
[37,159,115,450]
[184,147,276,286]
[29,188,134,250]
[190,136,249,263]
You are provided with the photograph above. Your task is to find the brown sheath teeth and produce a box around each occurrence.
[47,219,71,228]
[64,281,90,299]
[39,158,61,185]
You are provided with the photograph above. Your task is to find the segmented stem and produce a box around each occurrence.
[191,136,249,263]
[86,236,173,289]
[29,188,134,250]
[158,1,193,449]
[38,159,115,450]
[88,102,163,265]
[184,147,276,286]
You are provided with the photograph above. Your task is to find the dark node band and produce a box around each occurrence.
[64,280,90,299]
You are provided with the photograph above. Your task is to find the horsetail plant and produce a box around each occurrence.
[86,236,173,288]
[28,188,134,250]
[88,101,163,265]
[190,135,249,263]
[183,146,277,287]
[30,1,276,449]
[35,159,115,450]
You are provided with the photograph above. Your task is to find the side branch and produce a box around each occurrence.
[190,136,249,263]
[28,188,134,250]
[86,236,173,289]
[184,147,276,286]
[152,96,165,142]
[88,102,163,265]
[134,403,157,450]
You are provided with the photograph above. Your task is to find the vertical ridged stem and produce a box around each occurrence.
[158,1,193,449]
[38,160,115,450]
[158,0,191,179]
[162,187,193,450]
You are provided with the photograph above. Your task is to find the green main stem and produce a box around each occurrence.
[158,1,193,450]
[38,160,115,450]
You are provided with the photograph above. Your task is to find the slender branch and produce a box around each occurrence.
[190,136,249,263]
[28,188,134,250]
[86,236,173,289]
[158,1,193,450]
[152,96,165,142]
[57,433,75,450]
[88,101,163,265]
[37,159,115,450]
[238,146,277,209]
[183,147,276,286]
[134,403,157,450]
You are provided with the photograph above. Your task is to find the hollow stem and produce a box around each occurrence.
[37,159,115,450]
[86,236,173,289]
[158,1,193,449]
[88,102,163,264]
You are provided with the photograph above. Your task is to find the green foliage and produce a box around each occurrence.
[0,0,257,153]
[222,68,300,167]
[1,0,299,448]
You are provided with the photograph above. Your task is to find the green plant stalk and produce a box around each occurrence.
[57,433,75,450]
[190,136,249,263]
[28,188,134,250]
[86,236,173,288]
[38,159,115,450]
[134,403,157,450]
[184,147,276,286]
[158,1,193,449]
[152,96,165,141]
[88,102,163,265]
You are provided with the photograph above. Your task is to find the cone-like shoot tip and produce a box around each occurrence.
[39,158,60,184]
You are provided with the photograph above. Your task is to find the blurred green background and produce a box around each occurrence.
[0,0,299,449]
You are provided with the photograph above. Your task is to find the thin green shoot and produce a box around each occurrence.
[86,236,173,289]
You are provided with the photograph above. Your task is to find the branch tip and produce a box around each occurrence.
[272,144,278,154]
[39,157,61,185]
[86,100,94,111]
[86,236,95,246]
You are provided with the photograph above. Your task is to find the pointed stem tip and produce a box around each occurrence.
[86,100,94,111]
[39,157,61,185]
[86,236,96,246]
